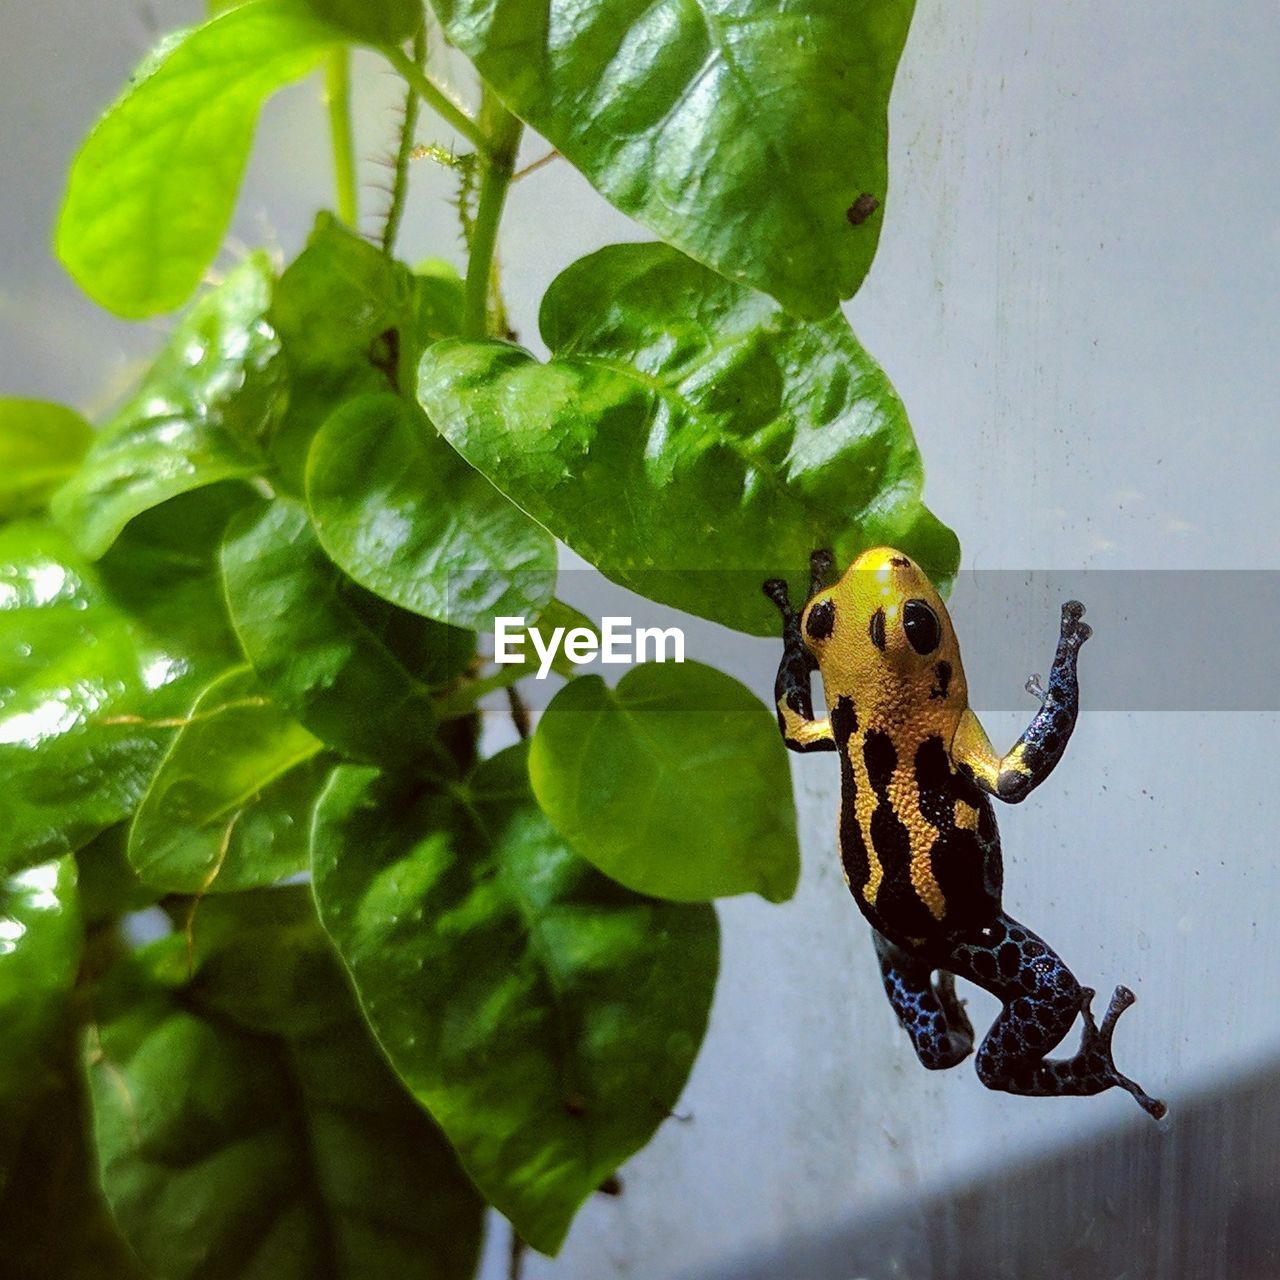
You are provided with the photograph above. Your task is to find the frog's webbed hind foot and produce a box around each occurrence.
[953,914,1165,1121]
[1077,986,1168,1120]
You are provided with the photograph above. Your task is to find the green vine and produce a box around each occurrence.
[0,0,958,1272]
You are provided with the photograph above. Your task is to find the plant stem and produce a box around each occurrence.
[382,44,488,154]
[437,662,529,719]
[382,29,425,255]
[463,93,523,338]
[325,50,358,227]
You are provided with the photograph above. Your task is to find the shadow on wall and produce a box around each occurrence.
[694,1059,1280,1280]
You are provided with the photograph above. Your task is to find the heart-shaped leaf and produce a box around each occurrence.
[530,663,799,902]
[426,0,915,316]
[268,216,428,490]
[52,255,280,558]
[311,743,718,1254]
[306,392,556,629]
[0,400,93,518]
[419,242,959,635]
[0,494,240,877]
[87,888,485,1280]
[129,666,329,894]
[222,499,473,765]
[56,2,340,317]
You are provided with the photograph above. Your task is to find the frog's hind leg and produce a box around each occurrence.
[950,914,1166,1119]
[873,932,974,1070]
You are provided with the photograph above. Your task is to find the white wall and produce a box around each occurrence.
[3,1,1277,1276]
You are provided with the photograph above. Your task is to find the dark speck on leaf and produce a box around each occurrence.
[847,193,880,226]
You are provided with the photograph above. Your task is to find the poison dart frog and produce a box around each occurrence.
[764,548,1165,1119]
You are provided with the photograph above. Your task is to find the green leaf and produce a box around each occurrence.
[427,0,915,316]
[88,888,485,1280]
[0,400,93,518]
[52,255,280,558]
[414,259,466,342]
[0,858,83,1183]
[0,861,136,1275]
[56,2,340,317]
[76,826,161,926]
[222,498,473,764]
[129,666,328,894]
[0,1033,147,1280]
[306,392,557,630]
[268,215,427,490]
[419,243,959,635]
[0,496,239,877]
[301,0,422,43]
[312,743,718,1254]
[530,663,798,902]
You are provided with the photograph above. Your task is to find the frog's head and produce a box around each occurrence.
[799,547,967,724]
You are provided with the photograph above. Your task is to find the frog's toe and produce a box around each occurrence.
[809,549,835,594]
[1060,600,1093,646]
[1090,986,1167,1119]
[763,579,791,613]
[1100,984,1136,1038]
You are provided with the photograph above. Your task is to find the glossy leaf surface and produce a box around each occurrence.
[268,215,426,489]
[306,392,556,629]
[223,499,471,764]
[0,497,238,876]
[0,400,93,518]
[88,889,485,1279]
[419,243,959,634]
[0,859,82,1185]
[530,662,799,902]
[312,743,719,1254]
[53,256,279,558]
[427,0,915,316]
[57,2,339,316]
[129,666,328,894]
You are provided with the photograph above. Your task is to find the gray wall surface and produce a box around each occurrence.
[2,1,1277,1276]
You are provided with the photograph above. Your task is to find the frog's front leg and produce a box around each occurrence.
[873,932,974,1070]
[762,551,836,754]
[953,600,1092,803]
[947,914,1166,1119]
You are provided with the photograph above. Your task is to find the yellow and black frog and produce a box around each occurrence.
[764,548,1164,1119]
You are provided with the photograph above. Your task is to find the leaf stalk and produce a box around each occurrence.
[325,50,358,227]
[382,43,488,154]
[463,92,523,338]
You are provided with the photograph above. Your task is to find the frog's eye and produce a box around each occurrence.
[903,599,941,655]
[805,598,836,641]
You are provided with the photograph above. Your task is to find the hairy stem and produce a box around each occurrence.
[381,29,425,255]
[382,44,488,154]
[463,92,522,338]
[325,50,358,227]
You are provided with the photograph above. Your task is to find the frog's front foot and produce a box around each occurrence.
[762,578,793,619]
[1079,986,1167,1120]
[809,548,834,596]
[1060,599,1093,648]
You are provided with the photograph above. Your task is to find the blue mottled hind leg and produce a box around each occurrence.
[873,932,974,1070]
[949,914,1166,1119]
